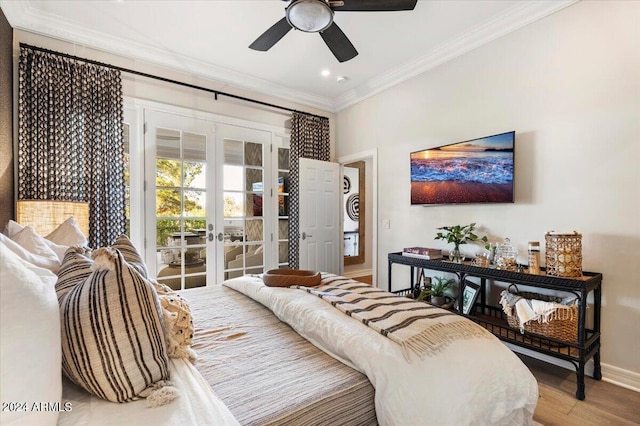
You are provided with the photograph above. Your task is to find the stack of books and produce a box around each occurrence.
[402,247,443,260]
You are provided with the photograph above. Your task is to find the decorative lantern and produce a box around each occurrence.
[545,231,583,277]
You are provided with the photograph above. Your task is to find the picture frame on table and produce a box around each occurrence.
[461,280,480,315]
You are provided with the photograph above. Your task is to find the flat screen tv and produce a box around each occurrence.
[410,131,515,205]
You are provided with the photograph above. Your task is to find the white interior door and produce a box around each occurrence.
[299,158,341,274]
[144,110,216,290]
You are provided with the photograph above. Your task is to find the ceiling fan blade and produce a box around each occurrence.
[320,22,358,63]
[249,17,292,51]
[332,0,417,12]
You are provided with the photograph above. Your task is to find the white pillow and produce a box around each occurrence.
[3,219,23,238]
[0,241,62,426]
[9,227,62,273]
[0,234,61,272]
[44,239,70,262]
[46,217,88,247]
[11,226,58,259]
[4,220,72,262]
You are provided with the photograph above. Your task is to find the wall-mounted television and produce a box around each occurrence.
[410,131,515,205]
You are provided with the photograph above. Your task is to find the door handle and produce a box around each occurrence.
[301,232,313,240]
[209,232,224,242]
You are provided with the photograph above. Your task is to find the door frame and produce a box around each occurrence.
[123,105,145,252]
[338,149,378,287]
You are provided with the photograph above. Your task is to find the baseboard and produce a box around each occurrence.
[504,343,595,375]
[343,268,373,279]
[601,363,640,393]
[505,343,640,393]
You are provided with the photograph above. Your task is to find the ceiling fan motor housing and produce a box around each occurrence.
[286,0,334,33]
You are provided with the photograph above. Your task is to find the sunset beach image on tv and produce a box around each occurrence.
[411,131,514,205]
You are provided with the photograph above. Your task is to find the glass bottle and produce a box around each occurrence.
[496,238,517,271]
[527,241,541,275]
[487,242,497,267]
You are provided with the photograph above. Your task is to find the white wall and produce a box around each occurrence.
[336,1,640,378]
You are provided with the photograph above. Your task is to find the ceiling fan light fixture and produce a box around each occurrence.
[286,0,334,33]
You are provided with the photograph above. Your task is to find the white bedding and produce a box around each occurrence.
[225,276,539,426]
[57,358,239,426]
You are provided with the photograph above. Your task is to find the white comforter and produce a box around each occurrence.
[225,276,538,426]
[57,358,239,426]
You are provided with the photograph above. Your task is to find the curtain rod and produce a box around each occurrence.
[19,43,329,121]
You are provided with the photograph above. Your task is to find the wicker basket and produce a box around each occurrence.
[503,284,578,343]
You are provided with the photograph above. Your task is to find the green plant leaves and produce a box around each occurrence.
[435,223,487,247]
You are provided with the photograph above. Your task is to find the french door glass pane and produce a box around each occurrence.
[184,190,205,216]
[279,241,289,264]
[183,132,206,161]
[223,192,244,217]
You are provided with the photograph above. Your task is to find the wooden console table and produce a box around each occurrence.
[387,251,602,400]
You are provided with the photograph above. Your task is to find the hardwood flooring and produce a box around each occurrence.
[519,354,640,425]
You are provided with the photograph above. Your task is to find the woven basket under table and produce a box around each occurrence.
[504,285,578,343]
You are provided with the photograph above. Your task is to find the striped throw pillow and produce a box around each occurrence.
[111,234,149,278]
[111,235,196,361]
[59,248,170,403]
[55,246,93,300]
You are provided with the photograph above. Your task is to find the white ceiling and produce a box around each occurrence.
[1,0,576,112]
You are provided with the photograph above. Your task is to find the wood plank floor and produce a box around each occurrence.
[518,354,640,425]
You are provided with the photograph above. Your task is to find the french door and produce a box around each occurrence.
[139,108,288,288]
[144,110,216,290]
[216,124,274,280]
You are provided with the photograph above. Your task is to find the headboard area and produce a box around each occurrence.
[0,7,14,226]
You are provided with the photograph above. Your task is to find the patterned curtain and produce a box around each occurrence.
[288,112,331,269]
[18,46,125,247]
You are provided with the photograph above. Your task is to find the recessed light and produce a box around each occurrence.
[336,76,348,83]
[321,69,331,77]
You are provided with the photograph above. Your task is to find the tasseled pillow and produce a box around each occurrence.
[154,282,197,362]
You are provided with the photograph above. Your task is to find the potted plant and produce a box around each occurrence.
[435,223,489,263]
[417,276,457,306]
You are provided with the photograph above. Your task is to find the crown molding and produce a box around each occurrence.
[0,0,335,112]
[0,1,29,25]
[333,0,579,111]
[1,0,578,113]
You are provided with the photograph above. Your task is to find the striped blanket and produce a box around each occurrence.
[294,275,490,360]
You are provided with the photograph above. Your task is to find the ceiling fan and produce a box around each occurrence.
[249,0,418,63]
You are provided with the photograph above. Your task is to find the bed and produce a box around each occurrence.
[1,222,538,426]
